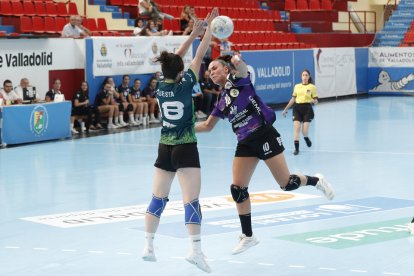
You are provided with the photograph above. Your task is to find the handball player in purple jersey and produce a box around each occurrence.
[195,54,335,255]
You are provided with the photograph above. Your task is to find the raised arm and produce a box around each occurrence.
[189,8,219,75]
[231,54,248,79]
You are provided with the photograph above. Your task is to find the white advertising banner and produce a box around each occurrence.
[314,48,357,97]
[92,36,193,76]
[0,38,85,97]
[368,47,414,93]
[369,47,414,68]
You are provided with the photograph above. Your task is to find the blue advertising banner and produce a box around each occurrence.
[242,50,314,104]
[0,102,71,145]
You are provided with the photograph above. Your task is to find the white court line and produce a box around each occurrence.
[75,142,414,155]
[319,267,337,271]
[33,247,48,251]
[383,273,400,276]
[228,260,245,264]
[88,250,104,254]
[116,252,132,255]
[289,265,305,268]
[257,263,275,266]
[350,269,368,273]
[5,246,20,249]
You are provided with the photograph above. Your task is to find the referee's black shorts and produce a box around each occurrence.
[235,125,285,160]
[155,143,200,172]
[293,103,314,122]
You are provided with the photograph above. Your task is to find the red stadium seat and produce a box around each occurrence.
[20,16,33,33]
[45,2,57,16]
[68,2,78,15]
[296,0,309,10]
[321,0,333,10]
[32,16,45,33]
[309,0,321,10]
[11,1,24,16]
[34,2,47,16]
[56,2,68,16]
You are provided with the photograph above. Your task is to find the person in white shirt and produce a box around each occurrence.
[1,80,23,105]
[62,16,91,38]
[14,78,39,103]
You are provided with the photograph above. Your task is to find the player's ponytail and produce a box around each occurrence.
[155,51,184,81]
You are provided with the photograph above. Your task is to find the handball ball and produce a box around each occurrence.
[211,16,234,39]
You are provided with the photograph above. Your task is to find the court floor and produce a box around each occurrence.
[0,95,413,276]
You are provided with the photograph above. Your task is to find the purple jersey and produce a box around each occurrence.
[211,73,276,141]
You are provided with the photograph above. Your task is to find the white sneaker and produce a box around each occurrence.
[142,246,157,262]
[134,119,142,126]
[120,121,128,127]
[114,123,122,128]
[232,234,259,255]
[107,124,117,129]
[408,222,414,235]
[71,128,79,134]
[315,173,335,200]
[185,251,211,273]
[149,118,161,124]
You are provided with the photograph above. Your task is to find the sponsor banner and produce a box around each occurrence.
[314,48,357,97]
[0,38,85,96]
[151,197,414,238]
[92,36,192,76]
[0,102,71,145]
[278,218,411,249]
[242,50,295,104]
[21,191,319,228]
[368,48,414,94]
[368,47,414,68]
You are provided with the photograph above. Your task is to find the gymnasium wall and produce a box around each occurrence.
[5,37,412,105]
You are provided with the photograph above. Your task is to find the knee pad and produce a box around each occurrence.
[283,174,301,191]
[230,184,249,203]
[147,195,169,218]
[118,103,125,112]
[127,103,133,112]
[184,199,202,225]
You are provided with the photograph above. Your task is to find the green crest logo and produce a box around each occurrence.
[30,105,48,136]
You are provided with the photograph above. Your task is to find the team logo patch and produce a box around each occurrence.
[225,81,232,90]
[230,105,237,115]
[225,94,231,106]
[230,89,239,97]
[30,105,49,136]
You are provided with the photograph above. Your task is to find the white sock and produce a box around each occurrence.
[145,232,155,249]
[119,115,125,124]
[129,114,135,123]
[108,118,113,126]
[139,114,143,121]
[114,117,119,124]
[150,113,155,119]
[134,114,139,121]
[189,234,202,253]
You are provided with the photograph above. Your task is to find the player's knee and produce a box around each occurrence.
[184,199,202,225]
[147,195,169,218]
[283,174,301,191]
[127,104,133,112]
[230,184,249,203]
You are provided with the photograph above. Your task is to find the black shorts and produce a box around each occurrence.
[235,125,285,160]
[293,103,314,122]
[154,143,200,172]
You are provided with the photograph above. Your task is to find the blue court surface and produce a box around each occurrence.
[1,96,413,276]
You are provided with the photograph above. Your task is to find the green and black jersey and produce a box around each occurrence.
[157,69,198,145]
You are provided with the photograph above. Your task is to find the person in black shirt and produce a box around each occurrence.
[117,75,141,126]
[199,70,220,114]
[71,81,103,133]
[94,82,119,129]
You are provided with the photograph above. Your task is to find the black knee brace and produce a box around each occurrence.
[127,103,133,112]
[231,184,249,203]
[283,174,301,191]
[118,103,125,112]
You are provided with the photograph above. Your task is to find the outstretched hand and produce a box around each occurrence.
[205,7,219,25]
[282,110,288,117]
[191,20,206,37]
